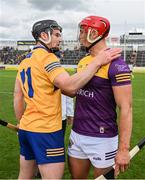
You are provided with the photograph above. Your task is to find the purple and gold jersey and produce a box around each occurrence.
[73,55,131,137]
[16,46,66,133]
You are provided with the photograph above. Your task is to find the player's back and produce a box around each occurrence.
[17,47,62,133]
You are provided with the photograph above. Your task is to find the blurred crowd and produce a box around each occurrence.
[0,46,144,67]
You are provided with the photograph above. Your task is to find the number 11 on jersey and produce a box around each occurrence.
[20,67,34,98]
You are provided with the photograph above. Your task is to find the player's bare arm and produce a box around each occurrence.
[54,48,122,96]
[14,79,25,121]
[112,84,132,177]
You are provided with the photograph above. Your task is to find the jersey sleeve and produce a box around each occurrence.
[42,53,66,83]
[108,57,131,86]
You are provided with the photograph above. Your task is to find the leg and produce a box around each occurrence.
[68,130,91,178]
[90,136,118,179]
[94,166,113,178]
[18,155,37,179]
[31,130,65,179]
[38,162,64,179]
[68,156,91,179]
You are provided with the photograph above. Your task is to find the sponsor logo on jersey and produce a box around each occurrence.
[115,64,130,72]
[77,89,94,98]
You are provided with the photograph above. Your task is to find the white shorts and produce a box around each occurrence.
[68,130,118,168]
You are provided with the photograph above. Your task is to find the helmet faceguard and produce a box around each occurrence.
[79,16,110,45]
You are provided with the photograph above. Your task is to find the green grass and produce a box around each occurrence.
[0,70,145,179]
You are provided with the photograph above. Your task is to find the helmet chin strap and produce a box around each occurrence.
[38,31,51,44]
[37,39,52,52]
[87,28,102,43]
[37,31,57,53]
[37,38,60,55]
[37,30,61,54]
[86,27,110,52]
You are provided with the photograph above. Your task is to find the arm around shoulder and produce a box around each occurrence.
[53,48,122,96]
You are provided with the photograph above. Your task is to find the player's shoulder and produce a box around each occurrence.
[33,48,56,58]
[110,56,129,70]
[109,56,130,76]
[78,54,91,66]
[32,49,59,66]
[18,56,28,68]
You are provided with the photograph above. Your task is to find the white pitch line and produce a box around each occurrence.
[0,75,16,78]
[0,92,13,94]
[134,99,145,102]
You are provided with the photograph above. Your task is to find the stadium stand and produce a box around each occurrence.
[61,47,86,65]
[0,46,87,65]
[0,47,26,64]
[136,46,145,67]
[0,36,145,67]
[0,45,145,67]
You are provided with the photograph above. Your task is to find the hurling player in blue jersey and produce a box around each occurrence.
[68,16,132,179]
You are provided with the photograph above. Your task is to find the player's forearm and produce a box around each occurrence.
[56,48,122,96]
[63,61,101,96]
[118,106,132,150]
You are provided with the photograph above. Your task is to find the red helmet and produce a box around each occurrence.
[79,15,110,38]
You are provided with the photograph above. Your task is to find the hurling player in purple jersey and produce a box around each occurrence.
[68,16,132,179]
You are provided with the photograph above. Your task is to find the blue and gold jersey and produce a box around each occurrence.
[16,46,66,133]
[73,55,131,137]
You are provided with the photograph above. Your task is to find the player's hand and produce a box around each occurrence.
[16,124,20,135]
[17,124,20,128]
[96,48,122,66]
[114,149,130,177]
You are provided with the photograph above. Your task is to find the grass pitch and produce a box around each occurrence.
[0,70,145,179]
